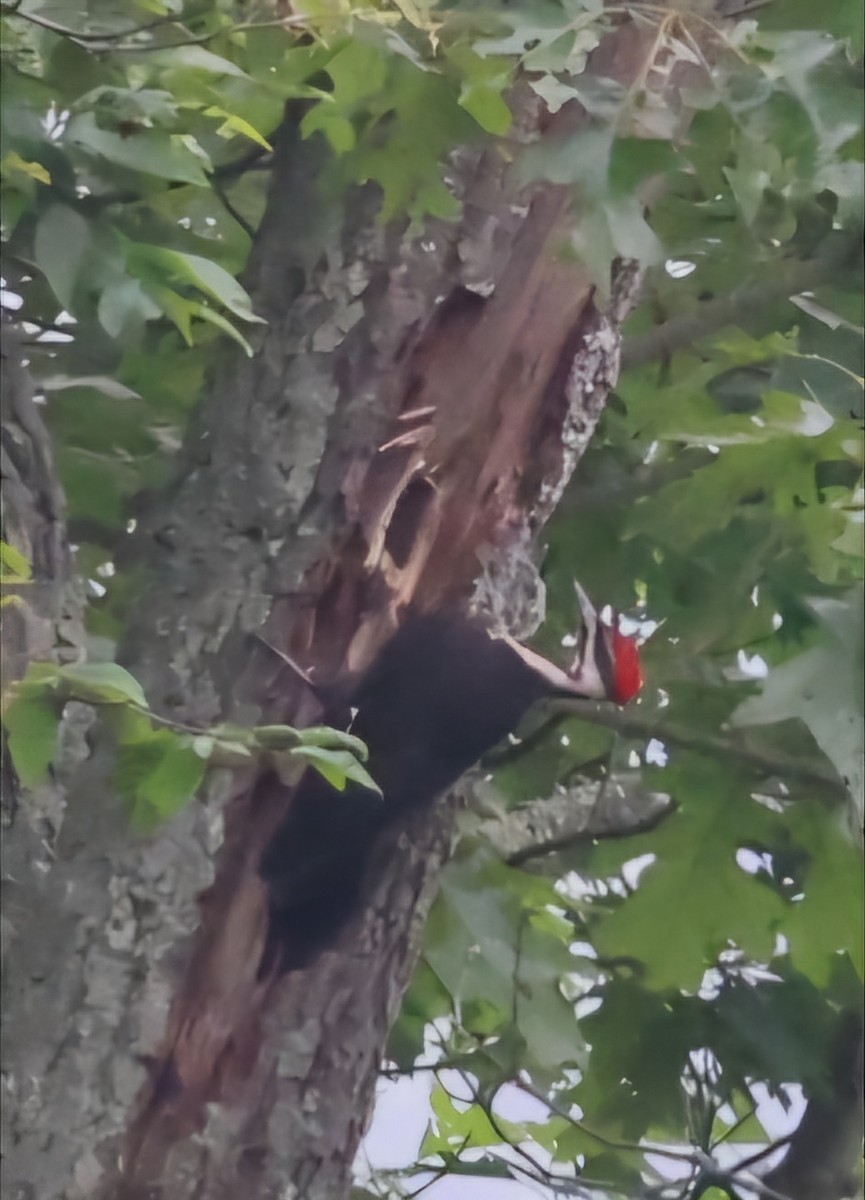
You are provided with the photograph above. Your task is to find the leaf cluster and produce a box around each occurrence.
[3,659,379,828]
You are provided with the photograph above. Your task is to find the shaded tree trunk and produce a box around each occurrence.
[2,23,665,1200]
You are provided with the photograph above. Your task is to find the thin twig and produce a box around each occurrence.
[212,178,256,241]
[0,5,311,51]
[108,14,314,52]
[0,5,206,41]
[733,1132,795,1172]
[515,1078,699,1165]
[710,1101,759,1150]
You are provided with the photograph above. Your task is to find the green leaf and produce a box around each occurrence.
[590,760,786,991]
[187,301,256,355]
[1,150,51,185]
[98,278,162,339]
[781,806,865,983]
[67,114,211,186]
[291,745,382,794]
[146,285,195,343]
[732,588,864,816]
[3,693,61,786]
[447,45,513,135]
[296,725,369,761]
[251,724,302,750]
[421,1083,522,1156]
[142,45,249,78]
[114,729,206,827]
[0,541,32,580]
[34,204,91,308]
[191,735,215,759]
[57,662,149,707]
[208,739,256,767]
[425,853,585,1076]
[203,106,272,150]
[573,980,698,1142]
[128,244,264,324]
[458,82,512,135]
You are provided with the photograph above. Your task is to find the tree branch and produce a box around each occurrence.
[620,247,856,370]
[0,5,311,52]
[0,5,204,44]
[487,694,845,796]
[505,793,676,866]
[542,699,847,795]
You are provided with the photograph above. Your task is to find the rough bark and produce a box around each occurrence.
[2,21,672,1200]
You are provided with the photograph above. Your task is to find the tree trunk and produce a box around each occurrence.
[1,23,664,1200]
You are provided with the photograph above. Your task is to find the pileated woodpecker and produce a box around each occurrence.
[261,585,643,972]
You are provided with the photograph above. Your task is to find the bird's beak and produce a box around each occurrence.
[567,580,612,700]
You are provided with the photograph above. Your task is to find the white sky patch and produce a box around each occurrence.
[556,871,597,901]
[560,734,570,747]
[575,995,603,1019]
[628,749,642,768]
[618,613,662,640]
[751,791,786,814]
[561,970,599,1002]
[492,1082,549,1124]
[724,649,769,682]
[736,848,772,876]
[699,967,724,1000]
[645,1149,692,1181]
[32,328,75,344]
[43,104,69,140]
[645,738,668,766]
[622,853,656,889]
[797,398,835,436]
[748,1083,806,1150]
[665,258,697,279]
[438,1068,475,1106]
[569,940,597,959]
[358,1073,431,1172]
[1,290,23,310]
[738,649,769,679]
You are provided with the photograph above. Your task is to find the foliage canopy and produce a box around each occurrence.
[1,0,863,1196]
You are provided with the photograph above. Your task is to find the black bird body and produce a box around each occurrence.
[260,614,554,971]
[260,604,642,972]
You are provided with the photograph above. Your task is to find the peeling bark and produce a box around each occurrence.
[117,110,634,1196]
